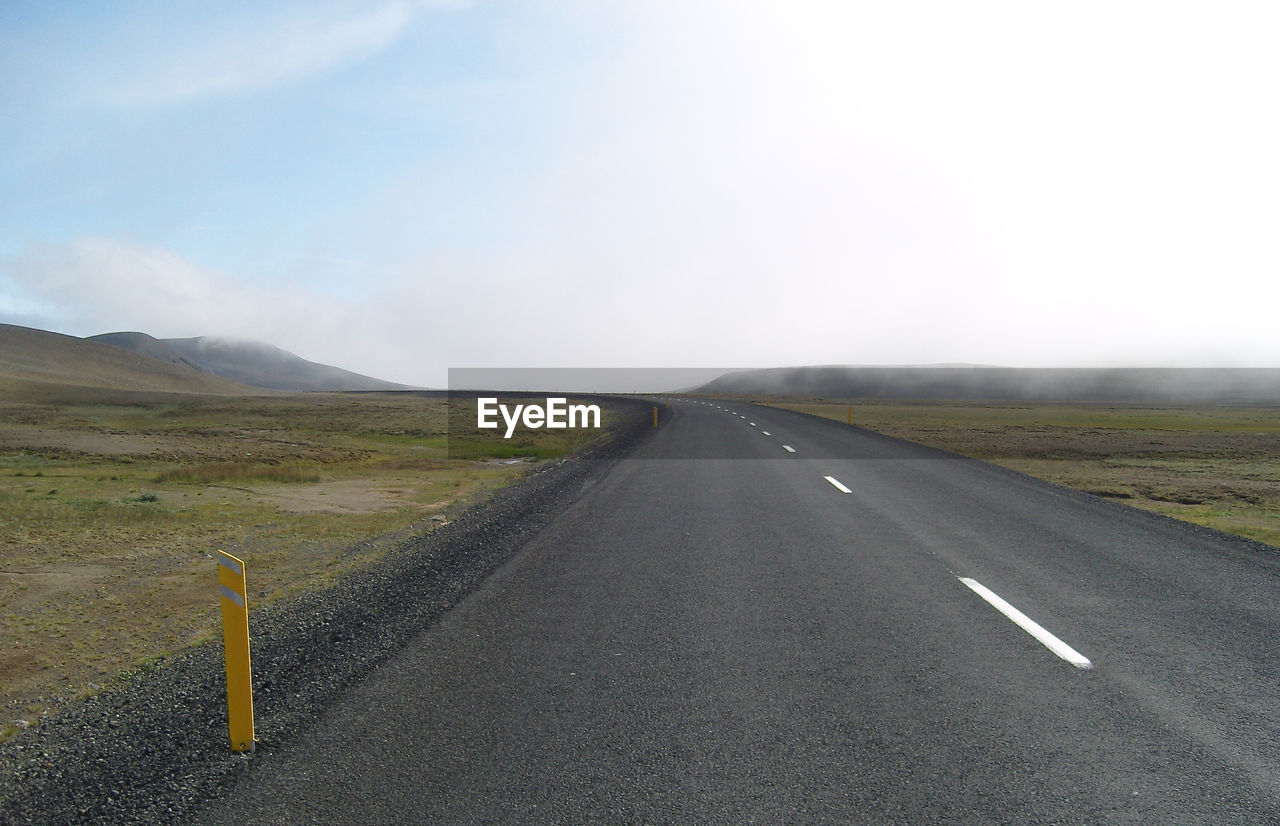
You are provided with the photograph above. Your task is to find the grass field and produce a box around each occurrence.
[764,399,1280,548]
[0,389,625,738]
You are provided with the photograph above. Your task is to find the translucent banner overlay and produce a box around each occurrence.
[445,368,951,460]
[448,368,737,394]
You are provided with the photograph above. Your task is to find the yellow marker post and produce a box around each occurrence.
[653,406,659,427]
[217,551,255,752]
[847,405,853,425]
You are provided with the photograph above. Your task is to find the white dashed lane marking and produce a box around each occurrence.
[823,475,852,494]
[958,578,1093,669]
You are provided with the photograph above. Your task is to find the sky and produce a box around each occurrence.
[3,1,1279,386]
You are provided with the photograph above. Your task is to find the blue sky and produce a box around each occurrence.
[3,1,1279,385]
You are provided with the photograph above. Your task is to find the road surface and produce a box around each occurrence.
[195,399,1280,823]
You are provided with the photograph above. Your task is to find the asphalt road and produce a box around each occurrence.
[195,399,1280,823]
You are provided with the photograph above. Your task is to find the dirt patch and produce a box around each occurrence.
[0,562,116,612]
[0,554,215,726]
[0,427,163,457]
[246,480,422,514]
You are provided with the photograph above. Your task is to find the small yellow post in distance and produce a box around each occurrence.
[653,406,658,427]
[217,550,255,753]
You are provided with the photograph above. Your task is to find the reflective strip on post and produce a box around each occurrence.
[217,551,255,752]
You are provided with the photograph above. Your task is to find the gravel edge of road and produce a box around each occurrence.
[0,397,661,826]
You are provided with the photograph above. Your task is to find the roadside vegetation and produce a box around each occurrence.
[764,399,1280,549]
[0,389,623,739]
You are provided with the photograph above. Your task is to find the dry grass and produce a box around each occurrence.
[0,389,624,738]
[764,399,1280,548]
[154,462,322,484]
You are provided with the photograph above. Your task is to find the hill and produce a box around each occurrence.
[697,365,1280,403]
[0,324,264,397]
[87,332,205,372]
[90,333,409,392]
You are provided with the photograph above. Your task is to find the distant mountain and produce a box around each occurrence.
[90,333,410,392]
[697,365,1280,403]
[0,324,261,396]
[88,332,206,372]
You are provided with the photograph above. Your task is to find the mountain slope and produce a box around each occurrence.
[90,334,409,392]
[88,332,206,372]
[0,324,263,396]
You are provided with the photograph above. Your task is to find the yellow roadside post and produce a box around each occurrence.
[217,551,255,752]
[653,406,658,427]
[847,405,853,425]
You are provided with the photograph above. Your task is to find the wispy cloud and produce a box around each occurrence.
[96,1,457,106]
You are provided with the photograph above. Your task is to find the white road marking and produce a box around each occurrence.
[782,445,796,453]
[762,431,771,436]
[749,422,756,427]
[958,578,1093,669]
[823,475,852,493]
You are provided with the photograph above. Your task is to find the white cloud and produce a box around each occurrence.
[1,237,473,385]
[7,2,1280,376]
[456,0,1280,367]
[7,238,269,333]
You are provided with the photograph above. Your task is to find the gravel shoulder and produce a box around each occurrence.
[0,398,657,825]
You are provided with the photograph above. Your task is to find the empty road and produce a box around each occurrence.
[196,399,1280,823]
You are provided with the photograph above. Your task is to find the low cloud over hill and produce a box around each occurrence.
[698,365,1280,403]
[89,332,411,392]
[0,324,260,396]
